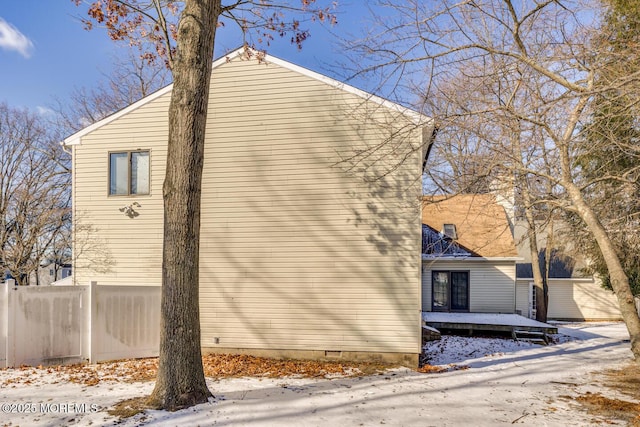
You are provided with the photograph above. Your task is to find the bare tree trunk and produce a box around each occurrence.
[519,176,547,321]
[524,213,547,322]
[149,0,221,411]
[511,128,549,322]
[566,183,640,360]
[558,94,640,360]
[540,220,554,322]
[519,178,548,322]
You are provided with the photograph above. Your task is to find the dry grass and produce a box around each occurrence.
[2,354,393,388]
[416,363,469,373]
[98,354,390,419]
[0,354,399,420]
[108,397,149,419]
[567,363,640,425]
[201,353,391,378]
[0,354,393,420]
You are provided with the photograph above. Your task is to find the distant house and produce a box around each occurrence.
[513,222,622,321]
[29,263,72,286]
[63,48,434,366]
[421,194,520,314]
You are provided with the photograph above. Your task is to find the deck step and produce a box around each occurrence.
[518,337,548,345]
[512,329,548,345]
[422,324,442,342]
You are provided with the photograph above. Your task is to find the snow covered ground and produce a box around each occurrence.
[0,322,633,426]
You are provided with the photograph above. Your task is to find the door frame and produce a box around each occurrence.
[528,281,537,319]
[432,270,470,312]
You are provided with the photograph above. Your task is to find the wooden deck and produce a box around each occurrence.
[422,312,558,335]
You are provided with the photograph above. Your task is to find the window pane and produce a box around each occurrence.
[450,272,469,311]
[531,285,537,310]
[432,272,449,311]
[131,151,149,194]
[109,152,129,195]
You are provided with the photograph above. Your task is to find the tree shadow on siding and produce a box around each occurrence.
[198,90,426,358]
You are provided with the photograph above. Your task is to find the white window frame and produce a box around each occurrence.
[529,282,537,319]
[442,223,458,240]
[108,150,150,196]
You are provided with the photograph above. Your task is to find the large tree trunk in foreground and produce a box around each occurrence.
[149,0,221,411]
[557,94,640,361]
[566,183,640,360]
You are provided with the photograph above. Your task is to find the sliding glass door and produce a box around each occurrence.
[432,271,470,312]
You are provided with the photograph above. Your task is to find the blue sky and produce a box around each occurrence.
[0,1,369,112]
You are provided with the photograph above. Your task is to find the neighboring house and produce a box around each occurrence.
[29,263,72,286]
[2,263,71,286]
[421,194,520,314]
[484,178,621,321]
[63,48,434,366]
[513,222,622,321]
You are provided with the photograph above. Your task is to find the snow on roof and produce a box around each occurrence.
[422,224,472,257]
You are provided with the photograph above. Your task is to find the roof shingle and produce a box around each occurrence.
[422,194,517,258]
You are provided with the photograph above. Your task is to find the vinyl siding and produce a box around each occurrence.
[422,259,516,313]
[515,278,622,320]
[515,279,531,317]
[73,55,424,355]
[73,90,169,287]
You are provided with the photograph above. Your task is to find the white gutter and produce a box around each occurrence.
[421,255,523,262]
[60,141,72,154]
[516,277,595,282]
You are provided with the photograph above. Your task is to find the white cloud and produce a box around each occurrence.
[36,106,54,116]
[0,17,34,58]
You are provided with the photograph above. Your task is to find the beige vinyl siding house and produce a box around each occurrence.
[422,259,516,313]
[515,278,622,321]
[421,195,519,314]
[71,90,169,287]
[66,48,432,365]
[512,221,622,321]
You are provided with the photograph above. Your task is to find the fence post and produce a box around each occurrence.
[89,281,97,364]
[80,281,92,364]
[5,279,15,368]
[0,281,8,368]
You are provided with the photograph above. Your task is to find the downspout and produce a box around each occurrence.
[60,142,72,155]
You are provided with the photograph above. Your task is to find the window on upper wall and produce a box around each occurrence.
[109,150,150,196]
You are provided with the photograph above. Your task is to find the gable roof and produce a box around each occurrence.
[62,47,432,146]
[422,194,518,258]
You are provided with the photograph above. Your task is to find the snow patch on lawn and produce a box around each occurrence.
[424,335,542,365]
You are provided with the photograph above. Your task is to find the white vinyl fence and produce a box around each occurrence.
[0,280,160,368]
[89,283,161,363]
